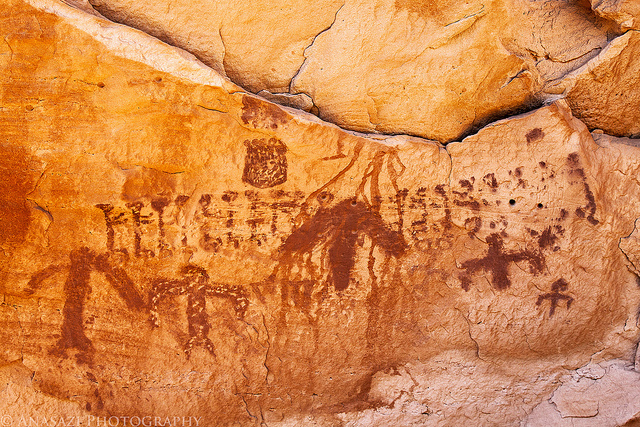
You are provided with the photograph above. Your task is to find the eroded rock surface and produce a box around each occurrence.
[556,30,640,138]
[525,360,640,426]
[1,0,640,426]
[81,0,638,143]
[591,0,640,30]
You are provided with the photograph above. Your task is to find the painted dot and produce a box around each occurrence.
[509,199,516,206]
[537,203,543,209]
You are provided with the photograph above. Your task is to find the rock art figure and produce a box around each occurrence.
[567,152,599,226]
[459,233,545,291]
[242,137,288,188]
[536,278,574,317]
[26,247,145,365]
[273,143,408,306]
[96,202,154,258]
[149,264,249,358]
[278,198,407,293]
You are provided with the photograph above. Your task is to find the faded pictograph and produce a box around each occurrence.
[448,151,601,316]
[26,190,259,363]
[23,134,600,367]
[149,264,249,358]
[95,190,305,258]
[459,233,545,291]
[25,247,145,365]
[536,279,574,317]
[278,198,407,293]
[271,141,409,310]
[567,152,599,226]
[26,248,251,363]
[242,138,288,189]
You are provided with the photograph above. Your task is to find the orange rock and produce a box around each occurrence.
[561,30,640,138]
[78,0,618,142]
[590,0,640,30]
[1,0,640,425]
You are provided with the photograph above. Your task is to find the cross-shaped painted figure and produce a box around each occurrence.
[536,278,574,317]
[149,264,249,358]
[460,233,545,290]
[26,247,145,365]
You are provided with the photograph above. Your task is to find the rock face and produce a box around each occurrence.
[525,360,640,426]
[561,30,640,138]
[1,0,640,426]
[591,0,640,30]
[84,0,629,143]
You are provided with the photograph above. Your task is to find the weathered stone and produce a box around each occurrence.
[79,0,618,142]
[547,30,640,139]
[0,361,89,421]
[1,0,640,425]
[509,0,616,82]
[591,0,640,30]
[256,90,315,113]
[526,360,640,426]
[86,0,344,93]
[61,0,103,17]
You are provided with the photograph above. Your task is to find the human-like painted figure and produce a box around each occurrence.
[26,247,145,365]
[149,264,249,358]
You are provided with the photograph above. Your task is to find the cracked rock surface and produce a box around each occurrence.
[83,0,639,143]
[1,0,640,426]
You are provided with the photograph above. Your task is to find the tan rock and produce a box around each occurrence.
[508,0,615,82]
[340,352,565,426]
[76,0,617,142]
[86,0,344,92]
[256,90,315,113]
[591,0,640,30]
[525,360,640,426]
[291,0,542,142]
[292,0,611,142]
[60,0,103,17]
[548,30,640,138]
[1,0,640,425]
[0,361,90,421]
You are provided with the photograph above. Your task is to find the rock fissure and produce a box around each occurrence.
[288,2,345,95]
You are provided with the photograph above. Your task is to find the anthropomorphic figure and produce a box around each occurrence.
[460,233,545,291]
[149,264,249,358]
[536,278,574,317]
[26,247,145,365]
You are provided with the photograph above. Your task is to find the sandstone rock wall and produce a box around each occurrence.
[83,0,639,143]
[1,0,639,426]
